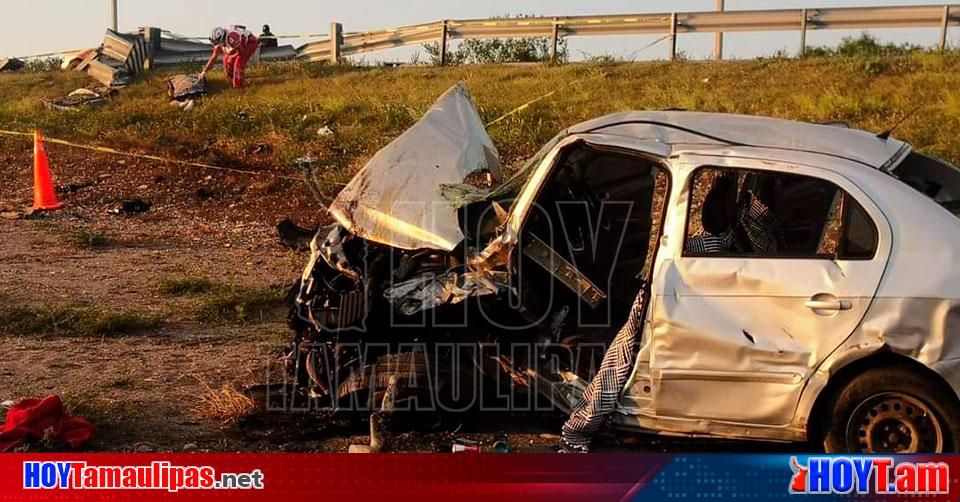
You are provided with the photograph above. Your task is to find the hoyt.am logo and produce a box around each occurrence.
[790,456,949,495]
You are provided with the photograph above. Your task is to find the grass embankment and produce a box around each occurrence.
[157,277,287,324]
[0,277,286,337]
[0,304,162,337]
[2,50,960,200]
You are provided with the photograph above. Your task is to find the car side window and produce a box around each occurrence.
[683,167,878,259]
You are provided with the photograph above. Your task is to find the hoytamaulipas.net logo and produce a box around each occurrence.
[23,461,264,492]
[789,456,949,495]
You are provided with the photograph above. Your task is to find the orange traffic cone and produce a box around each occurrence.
[32,130,64,211]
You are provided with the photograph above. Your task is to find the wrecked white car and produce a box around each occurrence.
[288,83,960,453]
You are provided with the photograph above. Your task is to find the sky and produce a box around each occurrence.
[2,0,954,61]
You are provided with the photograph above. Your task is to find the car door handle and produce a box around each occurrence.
[805,299,852,311]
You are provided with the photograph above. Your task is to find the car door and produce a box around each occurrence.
[646,154,892,426]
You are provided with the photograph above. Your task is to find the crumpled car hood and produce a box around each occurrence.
[329,82,501,251]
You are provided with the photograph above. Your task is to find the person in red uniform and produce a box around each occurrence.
[199,26,259,89]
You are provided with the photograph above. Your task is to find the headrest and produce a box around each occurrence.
[701,173,739,235]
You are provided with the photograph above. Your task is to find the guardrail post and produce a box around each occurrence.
[330,22,342,64]
[142,26,160,71]
[669,13,678,61]
[439,20,449,66]
[940,5,950,53]
[799,8,808,57]
[109,0,118,31]
[713,0,724,60]
[550,18,560,63]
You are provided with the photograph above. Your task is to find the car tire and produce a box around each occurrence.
[820,364,960,453]
[337,352,437,410]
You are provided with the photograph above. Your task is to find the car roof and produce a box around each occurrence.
[567,111,909,169]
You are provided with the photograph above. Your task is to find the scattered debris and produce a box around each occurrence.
[56,181,94,195]
[42,87,110,111]
[1,210,23,220]
[167,74,205,111]
[195,187,216,200]
[450,436,508,453]
[117,198,151,214]
[451,437,482,453]
[61,29,147,87]
[348,375,397,453]
[0,58,24,73]
[250,143,272,155]
[1,207,36,220]
[61,49,98,71]
[167,74,205,101]
[276,218,317,251]
[294,156,317,171]
[0,395,95,452]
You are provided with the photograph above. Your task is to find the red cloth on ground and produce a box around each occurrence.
[0,395,95,452]
[223,36,259,88]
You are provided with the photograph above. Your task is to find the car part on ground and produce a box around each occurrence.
[41,87,112,111]
[167,74,205,103]
[0,58,24,73]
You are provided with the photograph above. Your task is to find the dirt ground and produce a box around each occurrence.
[0,144,794,453]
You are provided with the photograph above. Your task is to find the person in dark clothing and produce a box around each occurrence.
[260,24,278,49]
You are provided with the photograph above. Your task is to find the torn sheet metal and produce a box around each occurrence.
[570,111,908,169]
[522,234,607,309]
[315,225,360,282]
[384,270,509,316]
[41,88,109,111]
[167,74,206,101]
[0,58,24,73]
[61,49,98,71]
[330,82,501,251]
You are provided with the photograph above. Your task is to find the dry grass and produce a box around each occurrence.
[3,48,960,204]
[196,284,287,323]
[64,228,115,249]
[0,303,163,337]
[192,379,257,424]
[157,276,215,296]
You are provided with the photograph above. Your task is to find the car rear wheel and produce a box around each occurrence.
[820,365,960,453]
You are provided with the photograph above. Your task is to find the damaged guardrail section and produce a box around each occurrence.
[15,3,960,74]
[300,4,960,63]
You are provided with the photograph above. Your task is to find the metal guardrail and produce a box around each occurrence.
[296,3,960,64]
[18,4,958,67]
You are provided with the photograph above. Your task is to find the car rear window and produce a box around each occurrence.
[891,152,960,217]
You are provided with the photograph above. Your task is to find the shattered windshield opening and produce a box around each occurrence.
[489,132,564,202]
[891,152,960,216]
